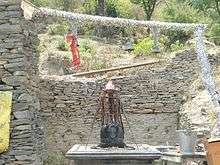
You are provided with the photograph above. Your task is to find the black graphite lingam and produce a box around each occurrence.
[98,80,125,148]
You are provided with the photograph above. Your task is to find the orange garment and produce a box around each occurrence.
[66,33,80,70]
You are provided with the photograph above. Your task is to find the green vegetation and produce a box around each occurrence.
[130,0,157,20]
[134,37,153,56]
[48,23,69,36]
[31,0,81,11]
[34,0,220,73]
[208,24,220,45]
[79,39,111,71]
[37,40,46,53]
[92,59,110,70]
[57,39,69,51]
[44,152,67,165]
[157,1,209,23]
[170,40,185,52]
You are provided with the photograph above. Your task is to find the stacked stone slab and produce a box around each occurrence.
[39,50,209,156]
[0,0,45,164]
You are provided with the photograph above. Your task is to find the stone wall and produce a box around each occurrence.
[39,50,201,154]
[0,0,45,164]
[0,1,218,164]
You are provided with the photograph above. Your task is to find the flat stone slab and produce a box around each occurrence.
[161,152,207,164]
[66,144,161,165]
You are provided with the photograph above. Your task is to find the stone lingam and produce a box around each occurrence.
[66,81,161,165]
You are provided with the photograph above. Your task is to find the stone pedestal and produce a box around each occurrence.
[66,144,161,165]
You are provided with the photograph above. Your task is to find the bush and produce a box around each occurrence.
[208,24,220,45]
[156,1,209,23]
[81,0,145,19]
[32,0,81,11]
[37,40,46,53]
[155,1,211,48]
[48,23,69,36]
[115,0,145,19]
[57,39,69,51]
[170,40,185,52]
[79,39,97,56]
[161,30,192,50]
[81,0,97,14]
[79,39,97,70]
[134,37,153,56]
[92,59,110,70]
[79,39,111,71]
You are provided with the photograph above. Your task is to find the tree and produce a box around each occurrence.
[178,0,220,18]
[214,0,220,17]
[97,0,105,16]
[130,0,157,20]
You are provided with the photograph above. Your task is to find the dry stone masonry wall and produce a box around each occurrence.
[39,50,203,155]
[0,0,45,164]
[0,0,218,164]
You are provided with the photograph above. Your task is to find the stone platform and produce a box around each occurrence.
[66,144,161,165]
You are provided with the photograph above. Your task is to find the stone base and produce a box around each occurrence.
[69,159,154,165]
[66,144,161,165]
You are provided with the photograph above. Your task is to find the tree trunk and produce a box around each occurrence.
[63,0,70,11]
[142,0,157,20]
[97,0,105,16]
[95,0,107,38]
[215,0,220,17]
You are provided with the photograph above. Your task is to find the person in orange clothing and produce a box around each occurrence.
[66,32,80,71]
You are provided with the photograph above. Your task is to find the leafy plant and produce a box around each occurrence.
[170,40,185,52]
[177,0,220,18]
[92,59,110,70]
[134,37,153,56]
[37,40,46,53]
[155,1,211,50]
[208,24,220,45]
[32,0,82,11]
[79,39,97,56]
[130,0,157,20]
[48,23,69,36]
[57,39,69,51]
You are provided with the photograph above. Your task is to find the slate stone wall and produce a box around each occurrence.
[0,0,45,164]
[39,50,201,154]
[0,1,217,164]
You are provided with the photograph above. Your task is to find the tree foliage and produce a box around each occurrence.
[31,0,82,11]
[130,0,157,20]
[177,0,220,18]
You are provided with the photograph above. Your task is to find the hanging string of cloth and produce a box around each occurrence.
[65,21,81,71]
